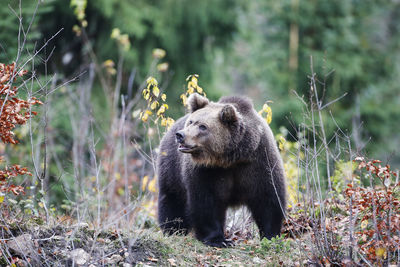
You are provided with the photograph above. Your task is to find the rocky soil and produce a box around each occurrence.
[1,222,167,266]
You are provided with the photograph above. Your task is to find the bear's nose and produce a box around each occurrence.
[175,131,185,144]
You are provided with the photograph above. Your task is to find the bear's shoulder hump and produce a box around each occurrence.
[218,95,253,114]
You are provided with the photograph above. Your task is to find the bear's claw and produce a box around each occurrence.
[204,239,234,248]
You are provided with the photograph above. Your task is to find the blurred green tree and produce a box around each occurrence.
[216,0,400,166]
[0,1,54,64]
[37,0,238,103]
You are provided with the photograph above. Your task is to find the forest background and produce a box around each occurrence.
[1,0,400,265]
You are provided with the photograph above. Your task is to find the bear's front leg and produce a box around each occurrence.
[187,174,232,248]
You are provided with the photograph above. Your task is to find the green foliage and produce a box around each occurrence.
[259,236,292,253]
[217,0,400,166]
[0,1,54,63]
[70,0,87,21]
[35,0,238,108]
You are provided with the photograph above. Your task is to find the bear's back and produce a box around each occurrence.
[218,95,254,115]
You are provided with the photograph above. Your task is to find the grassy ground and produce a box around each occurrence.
[1,216,307,266]
[140,231,305,266]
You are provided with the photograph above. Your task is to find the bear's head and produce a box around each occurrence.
[175,93,245,167]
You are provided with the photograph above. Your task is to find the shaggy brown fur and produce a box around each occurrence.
[157,93,286,247]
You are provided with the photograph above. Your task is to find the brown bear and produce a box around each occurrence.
[157,93,286,247]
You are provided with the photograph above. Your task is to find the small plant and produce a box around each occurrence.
[258,101,273,125]
[139,76,174,129]
[259,235,291,253]
[136,74,208,220]
[0,62,41,202]
[180,74,206,106]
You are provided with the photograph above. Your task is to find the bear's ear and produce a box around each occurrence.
[187,93,209,113]
[220,104,239,124]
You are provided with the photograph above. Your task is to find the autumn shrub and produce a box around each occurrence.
[345,158,399,264]
[0,63,41,203]
[285,158,400,266]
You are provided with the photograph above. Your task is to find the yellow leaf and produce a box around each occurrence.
[262,103,272,124]
[279,136,286,150]
[191,76,198,85]
[152,86,160,97]
[115,172,121,180]
[0,196,4,203]
[119,34,131,51]
[266,113,272,124]
[180,94,187,106]
[146,76,158,86]
[152,48,166,59]
[117,188,124,196]
[141,113,149,122]
[150,101,159,110]
[197,86,203,93]
[161,93,166,101]
[375,247,387,258]
[145,110,153,115]
[143,89,150,100]
[262,104,271,114]
[360,219,368,229]
[187,86,195,94]
[161,118,167,126]
[157,63,169,72]
[148,177,157,193]
[157,106,166,116]
[106,67,116,75]
[111,28,121,39]
[102,59,115,68]
[141,176,149,191]
[166,118,175,129]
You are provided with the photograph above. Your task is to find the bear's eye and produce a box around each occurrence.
[199,124,207,131]
[188,120,193,125]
